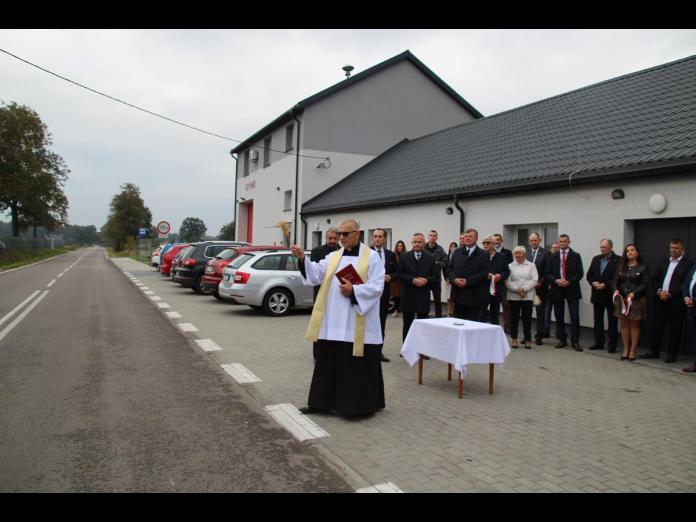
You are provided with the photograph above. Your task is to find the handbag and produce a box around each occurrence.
[532,294,541,307]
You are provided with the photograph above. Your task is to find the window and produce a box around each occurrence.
[263,137,271,167]
[252,254,282,270]
[243,150,250,177]
[216,248,238,260]
[230,253,254,269]
[284,255,299,271]
[283,190,292,211]
[312,231,322,248]
[511,223,558,250]
[285,124,294,152]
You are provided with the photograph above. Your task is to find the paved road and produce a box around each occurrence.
[117,255,696,493]
[0,248,353,492]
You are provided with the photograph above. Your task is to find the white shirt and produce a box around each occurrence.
[660,255,684,293]
[688,268,696,299]
[301,243,385,345]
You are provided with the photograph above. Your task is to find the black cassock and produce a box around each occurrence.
[301,246,385,416]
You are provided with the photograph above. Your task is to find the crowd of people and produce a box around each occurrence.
[291,221,696,418]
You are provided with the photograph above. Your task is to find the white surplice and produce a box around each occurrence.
[301,243,385,345]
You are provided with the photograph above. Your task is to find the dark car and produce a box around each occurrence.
[173,241,250,293]
[201,245,279,299]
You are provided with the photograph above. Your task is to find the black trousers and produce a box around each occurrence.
[686,308,696,364]
[554,298,580,344]
[650,299,686,357]
[534,293,548,338]
[481,299,501,325]
[430,283,443,318]
[453,303,482,322]
[378,296,389,354]
[592,302,618,348]
[510,300,533,341]
[402,311,430,342]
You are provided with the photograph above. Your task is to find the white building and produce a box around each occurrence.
[230,51,482,246]
[300,54,696,345]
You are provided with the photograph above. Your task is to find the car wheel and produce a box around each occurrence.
[262,288,292,316]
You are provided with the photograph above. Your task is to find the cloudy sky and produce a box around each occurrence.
[1,29,695,236]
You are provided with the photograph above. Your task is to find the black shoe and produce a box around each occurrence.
[588,345,604,350]
[621,355,628,361]
[639,352,659,359]
[665,356,677,363]
[534,336,543,345]
[299,406,321,414]
[399,354,403,358]
[380,354,390,363]
[572,343,583,352]
[627,356,636,362]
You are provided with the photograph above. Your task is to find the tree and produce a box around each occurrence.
[179,217,207,243]
[218,221,235,240]
[0,101,69,237]
[62,224,99,245]
[101,183,152,251]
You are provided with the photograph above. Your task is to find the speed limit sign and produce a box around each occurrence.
[157,221,171,238]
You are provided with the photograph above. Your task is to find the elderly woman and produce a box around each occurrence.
[505,246,539,348]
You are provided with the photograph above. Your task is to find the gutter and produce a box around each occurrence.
[292,111,301,245]
[230,151,238,240]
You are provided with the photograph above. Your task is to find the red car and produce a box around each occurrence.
[160,244,190,277]
[201,245,278,299]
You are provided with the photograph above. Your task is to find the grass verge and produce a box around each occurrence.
[0,245,82,271]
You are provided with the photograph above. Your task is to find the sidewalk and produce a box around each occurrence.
[114,258,696,492]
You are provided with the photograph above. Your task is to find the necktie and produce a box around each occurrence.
[415,252,421,260]
[532,249,538,264]
[562,251,567,279]
[377,249,382,259]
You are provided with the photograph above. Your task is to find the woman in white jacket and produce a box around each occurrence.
[506,246,539,349]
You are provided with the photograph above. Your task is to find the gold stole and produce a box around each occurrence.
[305,244,371,357]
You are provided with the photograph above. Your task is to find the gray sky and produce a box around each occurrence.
[1,29,695,236]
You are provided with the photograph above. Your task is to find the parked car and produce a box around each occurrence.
[169,245,194,281]
[151,245,165,268]
[201,245,279,299]
[218,249,313,316]
[173,241,250,294]
[159,243,190,277]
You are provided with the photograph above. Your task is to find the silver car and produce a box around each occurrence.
[218,249,313,316]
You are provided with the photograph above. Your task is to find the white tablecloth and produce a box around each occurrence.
[401,318,511,376]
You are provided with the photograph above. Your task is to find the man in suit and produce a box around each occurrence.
[397,233,439,351]
[371,228,397,362]
[425,230,448,318]
[681,263,696,373]
[586,238,621,352]
[448,228,488,322]
[481,235,510,324]
[526,232,551,345]
[494,233,514,332]
[640,238,694,363]
[310,227,339,302]
[545,234,584,351]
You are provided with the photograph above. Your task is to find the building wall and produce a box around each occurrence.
[303,171,696,328]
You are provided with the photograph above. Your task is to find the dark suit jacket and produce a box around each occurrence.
[497,247,513,265]
[310,243,339,301]
[526,246,551,297]
[586,252,621,305]
[396,250,439,314]
[545,248,584,302]
[683,264,696,302]
[651,256,695,303]
[484,251,510,303]
[447,246,488,306]
[371,246,397,311]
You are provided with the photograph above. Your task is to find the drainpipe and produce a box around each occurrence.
[300,214,308,250]
[454,195,465,233]
[229,151,239,241]
[292,111,301,245]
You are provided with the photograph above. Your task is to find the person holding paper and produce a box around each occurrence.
[290,218,386,417]
[480,235,510,325]
[611,244,649,361]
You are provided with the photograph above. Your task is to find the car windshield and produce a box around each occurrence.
[229,253,254,269]
[215,248,238,260]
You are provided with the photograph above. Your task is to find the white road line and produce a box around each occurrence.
[221,363,261,384]
[56,273,64,278]
[195,339,222,352]
[265,404,329,442]
[46,279,57,288]
[143,290,155,295]
[149,296,162,301]
[356,482,404,493]
[156,302,171,309]
[0,291,41,328]
[0,291,49,343]
[165,311,183,319]
[177,323,198,332]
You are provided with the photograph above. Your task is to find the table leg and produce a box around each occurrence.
[489,363,494,394]
[458,371,463,399]
[418,355,423,385]
[448,363,452,381]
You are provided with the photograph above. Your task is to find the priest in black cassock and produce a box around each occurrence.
[291,218,386,417]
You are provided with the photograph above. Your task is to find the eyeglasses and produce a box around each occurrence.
[482,241,492,244]
[337,230,357,237]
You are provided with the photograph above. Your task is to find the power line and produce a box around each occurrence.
[0,48,329,161]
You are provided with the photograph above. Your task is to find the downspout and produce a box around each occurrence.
[300,214,308,250]
[292,110,301,246]
[454,195,465,233]
[230,151,238,241]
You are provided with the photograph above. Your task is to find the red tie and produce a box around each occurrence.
[562,251,567,280]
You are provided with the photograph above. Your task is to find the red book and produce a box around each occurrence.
[335,264,364,285]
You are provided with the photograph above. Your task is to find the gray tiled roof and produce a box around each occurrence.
[302,54,696,215]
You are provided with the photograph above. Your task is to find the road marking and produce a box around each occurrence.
[0,290,41,328]
[0,291,49,343]
[177,323,198,332]
[195,339,222,352]
[356,482,404,493]
[47,279,57,288]
[143,290,155,295]
[265,404,329,442]
[149,296,162,301]
[156,302,171,309]
[165,311,183,319]
[221,363,261,383]
[56,273,64,278]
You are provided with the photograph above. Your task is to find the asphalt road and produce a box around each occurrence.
[0,247,352,492]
